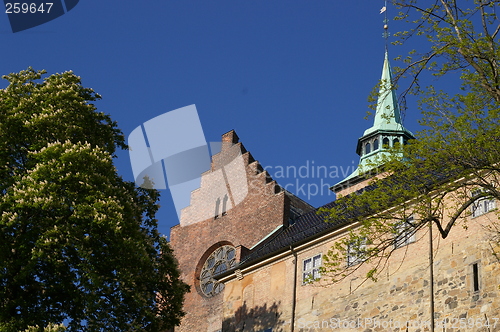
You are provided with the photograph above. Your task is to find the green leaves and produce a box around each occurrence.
[0,69,188,332]
[319,1,500,286]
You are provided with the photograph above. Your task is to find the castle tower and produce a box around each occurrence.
[332,50,414,196]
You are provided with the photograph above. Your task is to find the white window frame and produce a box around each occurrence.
[347,239,366,267]
[394,216,416,249]
[471,188,496,218]
[302,254,321,284]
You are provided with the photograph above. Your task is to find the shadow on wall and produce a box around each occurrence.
[222,301,284,332]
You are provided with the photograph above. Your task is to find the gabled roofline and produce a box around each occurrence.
[249,225,283,250]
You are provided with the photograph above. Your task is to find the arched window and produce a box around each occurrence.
[365,142,371,154]
[393,138,400,146]
[383,137,389,147]
[200,245,236,297]
[373,138,379,150]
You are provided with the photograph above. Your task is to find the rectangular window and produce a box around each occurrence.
[302,254,321,284]
[347,239,366,267]
[394,216,416,249]
[472,262,480,292]
[471,189,496,217]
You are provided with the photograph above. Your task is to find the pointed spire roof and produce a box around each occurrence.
[363,50,405,136]
[331,50,414,194]
[360,50,414,143]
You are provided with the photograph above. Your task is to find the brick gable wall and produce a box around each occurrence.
[170,130,298,332]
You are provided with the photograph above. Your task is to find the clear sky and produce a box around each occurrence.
[1,1,425,237]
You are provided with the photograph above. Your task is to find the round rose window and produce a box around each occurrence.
[200,245,236,297]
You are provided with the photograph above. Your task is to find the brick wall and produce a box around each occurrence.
[170,130,298,332]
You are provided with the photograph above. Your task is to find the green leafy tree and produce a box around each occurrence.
[392,0,500,103]
[320,1,500,284]
[0,68,189,332]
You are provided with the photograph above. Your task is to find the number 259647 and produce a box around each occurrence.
[5,3,53,14]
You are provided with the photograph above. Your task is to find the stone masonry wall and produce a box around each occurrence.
[222,209,500,332]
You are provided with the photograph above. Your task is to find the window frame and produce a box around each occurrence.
[472,262,481,293]
[302,253,322,284]
[394,215,416,249]
[346,239,367,267]
[471,188,496,218]
[199,245,236,297]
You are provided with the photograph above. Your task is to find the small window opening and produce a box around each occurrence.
[373,138,379,150]
[383,137,390,147]
[365,142,371,154]
[472,263,480,292]
[221,194,228,216]
[214,197,221,219]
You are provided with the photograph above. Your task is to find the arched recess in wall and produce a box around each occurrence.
[195,241,236,297]
[242,284,254,309]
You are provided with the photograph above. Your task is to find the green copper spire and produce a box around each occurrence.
[331,50,414,193]
[364,50,404,136]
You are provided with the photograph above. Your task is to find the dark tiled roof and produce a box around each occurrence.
[237,197,363,268]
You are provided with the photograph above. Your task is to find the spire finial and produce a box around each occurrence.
[381,0,389,48]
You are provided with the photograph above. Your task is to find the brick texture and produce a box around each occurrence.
[170,130,311,332]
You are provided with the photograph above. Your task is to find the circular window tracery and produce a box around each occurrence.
[200,245,236,297]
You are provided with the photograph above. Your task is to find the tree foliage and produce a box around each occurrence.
[19,323,66,332]
[0,68,189,332]
[320,1,500,284]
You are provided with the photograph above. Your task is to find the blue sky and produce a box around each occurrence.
[1,1,425,236]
